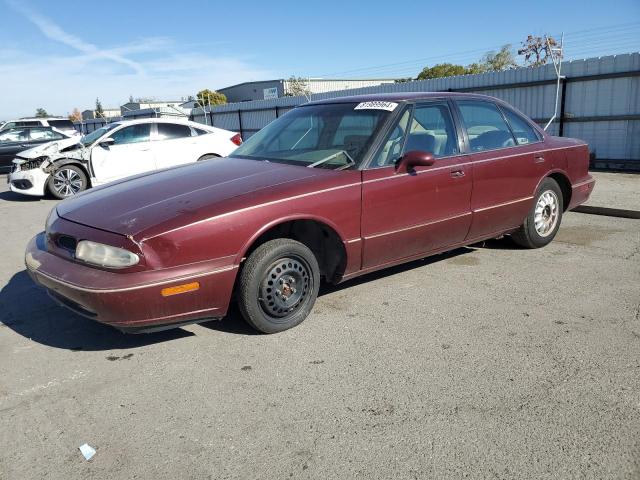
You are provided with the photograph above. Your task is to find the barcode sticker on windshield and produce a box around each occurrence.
[354,101,398,111]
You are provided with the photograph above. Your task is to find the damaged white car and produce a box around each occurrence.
[8,118,242,199]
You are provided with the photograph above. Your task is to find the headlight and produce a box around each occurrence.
[75,240,139,269]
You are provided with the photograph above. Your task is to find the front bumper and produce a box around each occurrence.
[8,167,48,196]
[25,232,238,332]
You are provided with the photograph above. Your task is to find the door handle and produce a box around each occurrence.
[450,169,465,178]
[534,154,545,163]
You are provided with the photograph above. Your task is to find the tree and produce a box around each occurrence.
[35,108,48,118]
[285,77,312,98]
[481,44,518,71]
[416,63,468,80]
[518,35,561,67]
[95,98,104,117]
[394,78,413,83]
[68,108,81,122]
[465,62,489,75]
[195,89,226,107]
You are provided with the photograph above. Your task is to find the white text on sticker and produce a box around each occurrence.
[354,101,398,112]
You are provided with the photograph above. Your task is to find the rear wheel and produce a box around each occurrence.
[237,239,320,334]
[47,165,88,199]
[511,177,563,248]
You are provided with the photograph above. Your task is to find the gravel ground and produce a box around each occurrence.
[0,174,639,479]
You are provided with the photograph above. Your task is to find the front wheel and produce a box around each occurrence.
[47,165,88,199]
[237,239,320,334]
[511,177,563,248]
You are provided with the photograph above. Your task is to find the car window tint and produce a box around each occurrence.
[501,108,540,145]
[48,119,75,129]
[457,101,516,152]
[111,124,152,145]
[406,103,458,157]
[16,121,41,127]
[372,108,411,167]
[157,123,192,140]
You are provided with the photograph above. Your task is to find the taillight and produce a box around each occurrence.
[230,133,242,146]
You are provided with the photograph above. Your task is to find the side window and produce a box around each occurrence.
[0,129,28,142]
[406,103,458,157]
[372,108,411,167]
[457,101,516,152]
[48,119,75,130]
[110,124,151,145]
[157,123,192,140]
[193,127,210,135]
[29,128,62,141]
[501,108,540,145]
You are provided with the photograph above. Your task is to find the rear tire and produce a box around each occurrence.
[237,239,320,334]
[47,165,88,199]
[511,177,563,248]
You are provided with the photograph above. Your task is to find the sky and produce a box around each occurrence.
[0,0,638,119]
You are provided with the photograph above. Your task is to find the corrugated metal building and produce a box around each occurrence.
[194,53,640,171]
[218,78,397,103]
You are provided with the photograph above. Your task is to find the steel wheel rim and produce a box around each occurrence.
[259,256,312,320]
[52,169,83,197]
[534,190,559,237]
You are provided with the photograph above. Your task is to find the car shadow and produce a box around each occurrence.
[201,246,479,335]
[0,190,44,202]
[0,270,193,351]
[2,242,516,344]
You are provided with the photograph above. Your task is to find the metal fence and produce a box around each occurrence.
[190,53,639,171]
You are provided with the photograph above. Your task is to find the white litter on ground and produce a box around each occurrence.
[79,443,96,460]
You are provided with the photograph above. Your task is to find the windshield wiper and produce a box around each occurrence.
[307,150,355,170]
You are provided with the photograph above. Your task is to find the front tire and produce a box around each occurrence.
[237,239,320,334]
[47,165,88,199]
[511,177,563,248]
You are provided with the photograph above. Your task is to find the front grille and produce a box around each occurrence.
[57,235,77,252]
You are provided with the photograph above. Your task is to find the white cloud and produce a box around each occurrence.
[0,2,277,118]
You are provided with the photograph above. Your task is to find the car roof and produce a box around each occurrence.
[305,91,499,106]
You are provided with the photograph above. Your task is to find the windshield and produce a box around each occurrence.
[80,124,119,147]
[230,103,393,169]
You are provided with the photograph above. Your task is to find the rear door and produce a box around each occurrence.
[153,122,197,169]
[90,123,155,184]
[360,100,472,268]
[453,99,546,240]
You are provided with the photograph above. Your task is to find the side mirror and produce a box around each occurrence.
[99,137,115,147]
[396,150,435,173]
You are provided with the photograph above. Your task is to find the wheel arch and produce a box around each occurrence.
[534,169,572,212]
[46,158,92,187]
[236,215,349,283]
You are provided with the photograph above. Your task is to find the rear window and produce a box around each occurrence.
[156,123,192,140]
[48,119,75,129]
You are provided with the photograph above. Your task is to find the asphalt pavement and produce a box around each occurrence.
[0,173,639,479]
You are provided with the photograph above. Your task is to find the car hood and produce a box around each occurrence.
[56,158,331,238]
[15,137,80,160]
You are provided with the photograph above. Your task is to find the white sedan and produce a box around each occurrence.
[8,118,242,198]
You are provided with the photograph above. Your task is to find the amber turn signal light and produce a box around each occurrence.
[161,282,200,297]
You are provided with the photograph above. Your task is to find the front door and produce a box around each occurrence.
[90,123,155,184]
[361,101,473,269]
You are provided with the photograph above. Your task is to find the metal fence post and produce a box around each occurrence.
[238,110,243,138]
[558,78,568,137]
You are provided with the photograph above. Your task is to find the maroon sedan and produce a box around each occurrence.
[25,93,595,333]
